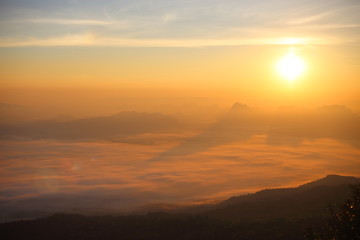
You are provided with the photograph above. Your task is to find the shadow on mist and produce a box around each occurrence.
[149,103,360,162]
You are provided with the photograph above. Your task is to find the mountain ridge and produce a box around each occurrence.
[199,175,360,222]
[0,111,180,140]
[169,175,360,218]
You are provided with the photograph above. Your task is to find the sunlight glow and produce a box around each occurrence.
[276,49,306,82]
[275,38,307,45]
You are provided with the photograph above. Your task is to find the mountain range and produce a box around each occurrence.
[0,111,180,140]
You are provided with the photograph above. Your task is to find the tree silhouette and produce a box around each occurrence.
[307,184,360,240]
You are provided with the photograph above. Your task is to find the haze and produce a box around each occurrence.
[0,0,359,222]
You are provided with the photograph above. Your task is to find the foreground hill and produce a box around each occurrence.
[1,175,359,240]
[200,175,360,221]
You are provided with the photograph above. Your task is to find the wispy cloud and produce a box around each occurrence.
[305,24,360,30]
[287,12,332,25]
[0,34,335,47]
[0,0,358,47]
[28,18,118,26]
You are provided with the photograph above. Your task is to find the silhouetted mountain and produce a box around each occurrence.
[230,102,251,112]
[0,111,180,140]
[0,103,33,124]
[151,103,360,160]
[268,105,360,148]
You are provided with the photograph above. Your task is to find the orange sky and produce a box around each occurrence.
[0,0,360,113]
[1,44,360,115]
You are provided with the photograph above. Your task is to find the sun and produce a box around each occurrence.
[276,49,306,82]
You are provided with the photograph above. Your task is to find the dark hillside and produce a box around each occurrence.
[203,175,360,221]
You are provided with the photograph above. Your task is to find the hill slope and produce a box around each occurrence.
[201,175,360,221]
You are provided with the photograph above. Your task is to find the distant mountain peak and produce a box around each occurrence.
[231,102,250,111]
[316,105,354,116]
[325,174,349,179]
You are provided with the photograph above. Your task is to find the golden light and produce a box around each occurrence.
[275,38,307,45]
[276,49,306,82]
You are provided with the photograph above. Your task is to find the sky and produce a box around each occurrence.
[0,0,359,47]
[0,0,359,114]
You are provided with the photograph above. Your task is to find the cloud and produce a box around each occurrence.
[28,18,119,26]
[303,24,360,30]
[0,0,359,47]
[1,130,359,222]
[0,34,337,47]
[286,12,333,25]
